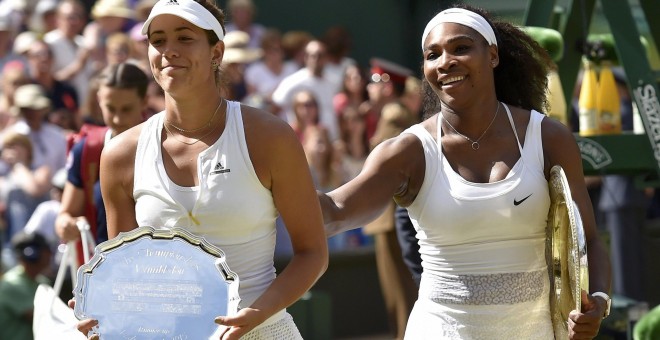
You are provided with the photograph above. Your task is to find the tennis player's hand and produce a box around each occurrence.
[68,298,100,340]
[214,307,265,340]
[567,290,606,339]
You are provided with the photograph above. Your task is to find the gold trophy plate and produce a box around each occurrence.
[547,165,589,339]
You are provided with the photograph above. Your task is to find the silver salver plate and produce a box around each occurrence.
[73,226,240,339]
[547,165,589,339]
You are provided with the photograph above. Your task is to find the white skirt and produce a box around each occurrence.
[404,270,554,340]
[240,312,303,340]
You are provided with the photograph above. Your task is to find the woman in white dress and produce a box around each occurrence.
[76,0,328,338]
[319,5,611,339]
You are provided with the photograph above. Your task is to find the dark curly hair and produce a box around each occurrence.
[422,3,553,119]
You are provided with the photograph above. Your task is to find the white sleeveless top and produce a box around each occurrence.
[402,105,554,339]
[133,101,285,326]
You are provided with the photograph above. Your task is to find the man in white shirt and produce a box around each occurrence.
[2,84,66,175]
[44,0,93,103]
[272,40,340,141]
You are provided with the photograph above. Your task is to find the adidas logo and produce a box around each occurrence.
[211,161,230,174]
[165,0,179,5]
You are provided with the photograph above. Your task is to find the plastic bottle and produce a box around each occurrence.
[596,62,622,134]
[578,61,599,136]
[546,69,568,126]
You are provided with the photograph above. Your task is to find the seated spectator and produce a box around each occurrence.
[272,39,340,141]
[0,61,30,130]
[28,0,59,34]
[0,131,52,265]
[0,15,22,74]
[81,0,135,74]
[321,25,356,91]
[25,39,79,120]
[105,32,138,66]
[23,168,67,270]
[45,0,94,106]
[335,105,368,181]
[244,28,297,114]
[302,125,344,193]
[0,231,53,340]
[220,31,262,102]
[281,30,313,71]
[3,83,67,175]
[225,0,265,48]
[290,89,321,141]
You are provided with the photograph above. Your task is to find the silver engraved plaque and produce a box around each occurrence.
[73,226,240,339]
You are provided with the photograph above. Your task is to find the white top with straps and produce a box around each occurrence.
[402,105,554,339]
[133,101,285,327]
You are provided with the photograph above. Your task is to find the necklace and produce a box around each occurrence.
[163,100,224,145]
[165,99,223,133]
[163,119,219,145]
[441,102,500,150]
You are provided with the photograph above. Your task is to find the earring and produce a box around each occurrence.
[211,60,219,71]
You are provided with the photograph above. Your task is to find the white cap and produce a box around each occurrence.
[141,0,224,42]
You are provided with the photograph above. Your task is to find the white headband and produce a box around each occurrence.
[142,0,224,42]
[421,8,497,50]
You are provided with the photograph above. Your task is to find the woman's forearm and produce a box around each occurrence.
[247,249,327,321]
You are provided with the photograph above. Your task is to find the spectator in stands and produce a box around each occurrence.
[81,0,135,74]
[45,0,92,103]
[333,64,369,180]
[281,30,313,71]
[321,26,356,91]
[220,30,262,102]
[225,0,265,49]
[105,32,137,66]
[2,83,66,177]
[56,63,148,259]
[23,168,67,265]
[244,28,297,114]
[0,14,21,71]
[360,58,413,142]
[0,131,52,267]
[302,125,345,193]
[25,39,79,118]
[28,0,58,35]
[0,231,52,340]
[272,39,340,141]
[0,61,30,131]
[290,89,321,140]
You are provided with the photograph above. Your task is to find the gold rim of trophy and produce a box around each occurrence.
[547,165,589,339]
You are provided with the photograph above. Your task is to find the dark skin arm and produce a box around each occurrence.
[542,117,612,339]
[319,132,425,236]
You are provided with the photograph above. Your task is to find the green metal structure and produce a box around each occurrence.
[524,0,660,185]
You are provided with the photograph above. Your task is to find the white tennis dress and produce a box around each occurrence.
[133,101,301,339]
[403,105,554,339]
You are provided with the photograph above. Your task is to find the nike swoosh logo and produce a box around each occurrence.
[514,194,533,206]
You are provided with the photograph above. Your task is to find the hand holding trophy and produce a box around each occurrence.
[73,227,239,339]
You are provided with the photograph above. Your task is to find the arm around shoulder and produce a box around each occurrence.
[321,133,424,237]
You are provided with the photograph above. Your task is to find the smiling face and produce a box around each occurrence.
[422,22,498,107]
[147,14,223,96]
